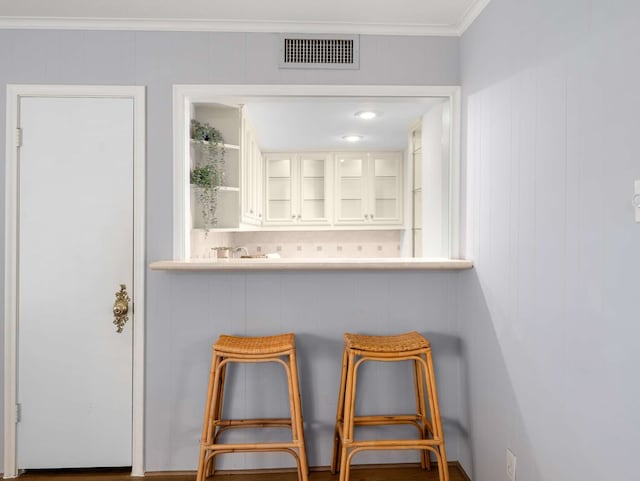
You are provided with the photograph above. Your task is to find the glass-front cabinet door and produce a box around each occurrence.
[335,152,402,225]
[370,152,403,225]
[335,153,368,224]
[265,154,294,223]
[264,153,331,225]
[298,153,331,225]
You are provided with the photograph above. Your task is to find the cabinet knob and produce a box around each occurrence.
[297,214,302,220]
[364,214,369,220]
[370,213,374,219]
[250,209,253,214]
[291,214,296,219]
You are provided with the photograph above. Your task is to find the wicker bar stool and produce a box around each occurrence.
[196,333,309,481]
[330,331,449,481]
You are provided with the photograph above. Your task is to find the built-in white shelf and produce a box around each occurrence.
[191,140,240,150]
[150,257,473,271]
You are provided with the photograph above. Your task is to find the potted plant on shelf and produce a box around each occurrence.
[190,119,226,231]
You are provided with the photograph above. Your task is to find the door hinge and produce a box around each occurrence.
[16,128,22,148]
[15,403,21,423]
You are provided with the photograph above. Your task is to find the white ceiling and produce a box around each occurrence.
[0,0,490,36]
[242,99,442,151]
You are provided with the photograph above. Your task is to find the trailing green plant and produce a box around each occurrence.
[190,165,222,188]
[190,120,226,231]
[191,119,225,144]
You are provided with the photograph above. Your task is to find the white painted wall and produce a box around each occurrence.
[421,101,451,257]
[459,1,640,480]
[0,30,462,472]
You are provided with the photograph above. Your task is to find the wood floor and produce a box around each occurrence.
[17,463,469,481]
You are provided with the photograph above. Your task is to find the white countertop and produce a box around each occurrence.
[149,257,473,271]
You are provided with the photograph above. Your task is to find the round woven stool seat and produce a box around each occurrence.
[344,331,430,353]
[214,333,295,355]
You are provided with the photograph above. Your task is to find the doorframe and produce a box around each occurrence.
[3,85,146,478]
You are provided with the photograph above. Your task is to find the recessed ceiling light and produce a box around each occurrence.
[355,111,377,120]
[342,135,363,142]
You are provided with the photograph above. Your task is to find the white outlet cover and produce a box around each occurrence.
[506,448,517,481]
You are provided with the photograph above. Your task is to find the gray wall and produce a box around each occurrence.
[459,1,640,480]
[0,31,463,471]
[148,271,464,470]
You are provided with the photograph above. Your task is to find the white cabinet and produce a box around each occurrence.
[334,153,367,224]
[241,115,264,225]
[191,104,267,230]
[191,103,241,230]
[335,152,403,226]
[410,123,423,256]
[264,153,331,226]
[264,153,294,223]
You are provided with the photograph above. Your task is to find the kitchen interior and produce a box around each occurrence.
[185,96,453,261]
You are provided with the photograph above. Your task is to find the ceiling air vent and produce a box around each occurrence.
[280,34,360,70]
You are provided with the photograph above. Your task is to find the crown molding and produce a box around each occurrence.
[457,0,491,35]
[0,1,490,37]
[0,16,461,36]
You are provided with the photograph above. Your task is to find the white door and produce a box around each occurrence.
[17,96,134,468]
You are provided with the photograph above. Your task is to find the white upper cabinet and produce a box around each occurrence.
[335,152,403,226]
[264,152,331,226]
[371,152,403,224]
[265,153,294,223]
[240,115,264,225]
[335,153,367,224]
[298,153,332,225]
[187,101,404,232]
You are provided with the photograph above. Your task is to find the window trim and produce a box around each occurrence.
[172,84,461,260]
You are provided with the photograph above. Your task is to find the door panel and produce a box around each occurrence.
[370,152,403,224]
[17,97,134,468]
[299,154,330,224]
[265,154,294,223]
[335,153,367,224]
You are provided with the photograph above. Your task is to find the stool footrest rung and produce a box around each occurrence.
[201,441,302,451]
[344,438,443,449]
[216,418,293,428]
[353,415,423,425]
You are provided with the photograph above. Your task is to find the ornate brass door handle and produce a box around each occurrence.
[113,284,130,333]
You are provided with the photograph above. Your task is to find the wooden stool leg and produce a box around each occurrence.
[339,351,356,481]
[197,352,223,481]
[214,361,227,421]
[207,361,227,478]
[413,358,431,470]
[438,452,448,481]
[288,348,309,481]
[423,349,449,481]
[331,348,349,474]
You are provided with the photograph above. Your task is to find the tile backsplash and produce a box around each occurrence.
[191,230,404,259]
